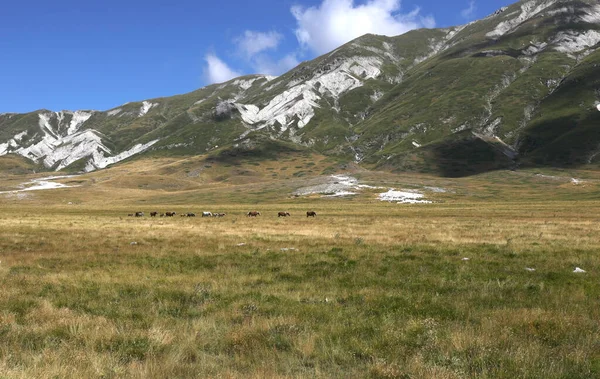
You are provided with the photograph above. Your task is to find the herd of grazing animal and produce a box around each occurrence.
[128,210,316,218]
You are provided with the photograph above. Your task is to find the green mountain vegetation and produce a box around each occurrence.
[1,0,600,176]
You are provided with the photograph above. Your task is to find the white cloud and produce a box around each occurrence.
[461,1,476,20]
[253,53,300,76]
[291,0,435,55]
[235,30,284,58]
[421,15,436,29]
[232,29,298,76]
[204,54,242,84]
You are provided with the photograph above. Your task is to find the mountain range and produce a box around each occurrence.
[2,0,600,177]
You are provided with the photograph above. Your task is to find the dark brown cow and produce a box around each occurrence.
[278,212,291,217]
[306,211,317,217]
[187,213,196,217]
[247,211,261,217]
[165,212,176,217]
[150,212,158,217]
[160,213,165,217]
[135,211,144,217]
[128,213,134,217]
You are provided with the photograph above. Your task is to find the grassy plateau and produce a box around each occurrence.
[1,154,600,378]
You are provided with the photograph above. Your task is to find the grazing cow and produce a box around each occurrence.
[214,213,226,217]
[150,212,158,217]
[278,212,291,217]
[135,211,144,217]
[160,213,165,217]
[187,213,196,217]
[306,211,317,217]
[247,211,261,217]
[165,212,176,217]
[180,214,187,217]
[202,212,213,217]
[128,213,134,217]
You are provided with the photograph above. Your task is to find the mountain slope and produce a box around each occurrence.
[1,0,600,176]
[354,0,600,170]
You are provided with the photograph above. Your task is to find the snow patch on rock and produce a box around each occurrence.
[67,110,93,134]
[547,6,574,17]
[553,30,600,55]
[294,174,383,197]
[378,189,432,204]
[84,139,159,172]
[294,175,436,203]
[107,108,122,116]
[235,56,382,132]
[487,0,557,38]
[581,4,600,23]
[413,26,465,66]
[323,190,357,197]
[445,25,467,41]
[370,90,383,103]
[233,78,258,91]
[523,42,548,55]
[45,131,110,170]
[236,85,320,131]
[0,175,79,194]
[0,112,160,172]
[8,113,107,170]
[0,130,29,155]
[139,101,158,117]
[38,113,58,138]
[13,131,27,142]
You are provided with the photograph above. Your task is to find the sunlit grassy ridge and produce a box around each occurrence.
[1,155,600,377]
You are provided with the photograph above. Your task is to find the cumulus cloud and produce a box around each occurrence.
[204,54,242,84]
[461,1,476,20]
[253,53,300,76]
[292,0,435,55]
[421,15,436,29]
[235,30,284,58]
[232,29,298,76]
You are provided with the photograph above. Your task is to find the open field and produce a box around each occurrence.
[1,157,600,378]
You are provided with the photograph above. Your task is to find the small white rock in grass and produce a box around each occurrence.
[130,242,138,245]
[281,248,297,252]
[462,257,470,261]
[236,243,246,246]
[573,267,586,273]
[525,267,536,272]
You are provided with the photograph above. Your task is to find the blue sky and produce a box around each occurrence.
[0,0,514,113]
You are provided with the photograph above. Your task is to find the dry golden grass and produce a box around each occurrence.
[1,157,600,377]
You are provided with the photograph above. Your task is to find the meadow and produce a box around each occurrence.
[1,155,600,378]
